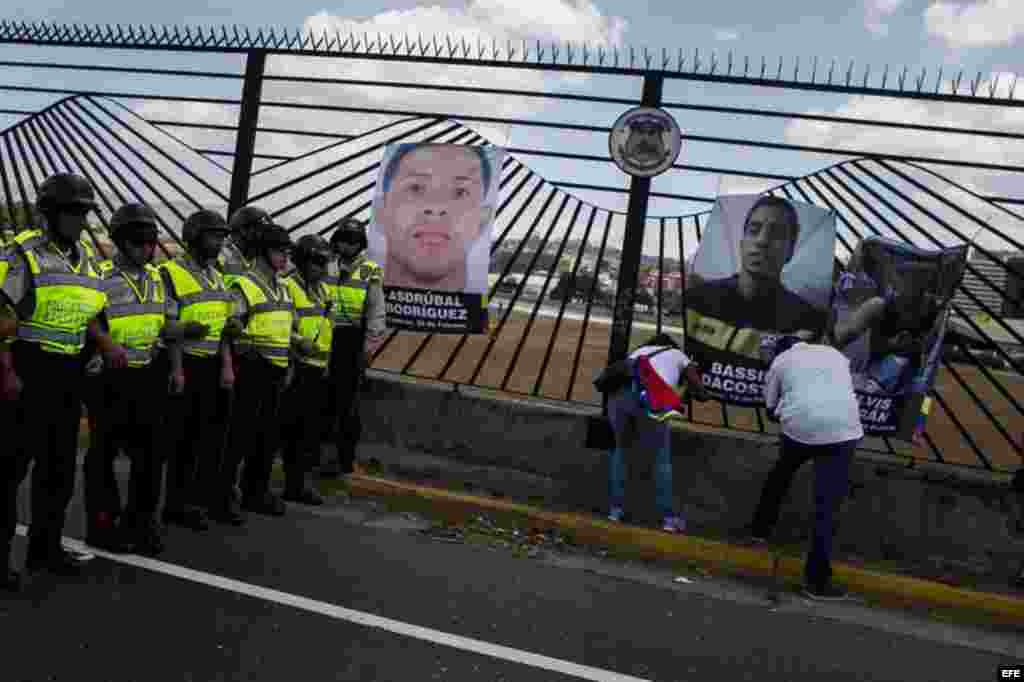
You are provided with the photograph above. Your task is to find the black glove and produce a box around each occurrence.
[183,321,210,340]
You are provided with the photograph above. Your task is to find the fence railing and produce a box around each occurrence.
[0,20,1021,473]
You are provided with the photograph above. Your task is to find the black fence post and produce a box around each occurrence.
[607,71,664,367]
[228,50,267,217]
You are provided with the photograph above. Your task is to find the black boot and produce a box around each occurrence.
[26,547,87,577]
[86,513,136,553]
[130,519,166,558]
[242,491,286,517]
[283,482,324,506]
[163,504,210,532]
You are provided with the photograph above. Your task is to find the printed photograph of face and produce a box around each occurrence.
[370,144,501,294]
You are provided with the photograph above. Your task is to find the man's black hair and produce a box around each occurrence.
[643,333,679,349]
[380,144,494,199]
[744,195,800,251]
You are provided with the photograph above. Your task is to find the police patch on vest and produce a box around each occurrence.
[384,287,486,334]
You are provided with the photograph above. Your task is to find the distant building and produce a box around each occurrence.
[952,250,1023,319]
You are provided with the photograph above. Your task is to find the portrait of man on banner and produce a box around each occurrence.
[368,143,503,334]
[831,236,967,441]
[685,194,837,405]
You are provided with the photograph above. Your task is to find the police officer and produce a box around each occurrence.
[82,203,189,556]
[0,172,126,584]
[221,223,307,519]
[279,235,334,505]
[220,205,274,286]
[160,210,241,530]
[321,218,386,478]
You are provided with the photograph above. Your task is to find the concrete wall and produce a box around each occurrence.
[359,370,1024,581]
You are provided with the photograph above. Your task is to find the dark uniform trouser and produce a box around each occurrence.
[165,354,232,512]
[82,370,120,520]
[328,325,365,474]
[84,365,164,524]
[279,363,329,488]
[223,355,286,503]
[0,342,84,562]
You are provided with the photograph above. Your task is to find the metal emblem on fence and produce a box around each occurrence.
[609,107,681,178]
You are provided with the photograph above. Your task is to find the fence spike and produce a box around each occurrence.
[970,71,981,96]
[478,37,486,59]
[597,45,605,66]
[552,41,561,63]
[934,66,943,94]
[709,51,717,75]
[506,38,514,61]
[952,69,963,94]
[811,55,818,83]
[643,46,652,69]
[726,50,733,75]
[881,63,888,89]
[1009,73,1018,100]
[116,24,125,40]
[662,46,669,69]
[567,41,575,64]
[915,67,927,92]
[613,45,619,68]
[537,39,545,62]
[693,47,700,73]
[897,65,907,90]
[677,47,685,72]
[777,55,783,80]
[744,54,750,77]
[862,63,870,88]
[462,36,470,58]
[845,59,853,86]
[989,72,1000,98]
[793,55,799,81]
[760,55,766,78]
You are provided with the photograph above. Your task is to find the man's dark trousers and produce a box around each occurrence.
[84,365,164,526]
[1,342,85,563]
[327,325,364,474]
[222,355,286,504]
[279,363,329,489]
[749,435,857,590]
[164,355,232,512]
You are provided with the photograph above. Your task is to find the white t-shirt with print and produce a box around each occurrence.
[628,345,692,388]
[763,342,864,445]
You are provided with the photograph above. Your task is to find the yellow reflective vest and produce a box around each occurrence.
[160,257,234,359]
[11,229,107,355]
[99,259,167,368]
[233,272,294,368]
[283,275,332,369]
[325,256,382,328]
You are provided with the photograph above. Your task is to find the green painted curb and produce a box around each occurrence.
[348,475,1024,626]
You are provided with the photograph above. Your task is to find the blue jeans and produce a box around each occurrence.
[606,385,674,518]
[750,435,856,589]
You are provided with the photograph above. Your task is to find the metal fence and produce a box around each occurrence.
[0,20,1021,473]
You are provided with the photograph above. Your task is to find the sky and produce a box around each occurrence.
[1,0,1023,260]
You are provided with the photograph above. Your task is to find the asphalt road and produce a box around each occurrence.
[1,491,1019,682]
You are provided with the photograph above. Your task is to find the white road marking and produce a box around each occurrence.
[16,525,655,682]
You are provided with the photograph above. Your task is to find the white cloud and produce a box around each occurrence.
[783,76,1024,251]
[865,0,906,36]
[925,0,1024,48]
[713,29,739,41]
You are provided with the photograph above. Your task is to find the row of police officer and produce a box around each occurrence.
[0,172,384,591]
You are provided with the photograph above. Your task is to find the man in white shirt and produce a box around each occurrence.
[747,333,864,601]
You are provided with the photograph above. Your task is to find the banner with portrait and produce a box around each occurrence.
[368,143,504,334]
[685,194,837,405]
[832,236,968,441]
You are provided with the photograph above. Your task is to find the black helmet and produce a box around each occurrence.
[36,172,97,214]
[228,205,273,240]
[329,217,367,252]
[110,203,159,243]
[256,224,293,253]
[293,234,331,264]
[182,209,229,245]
